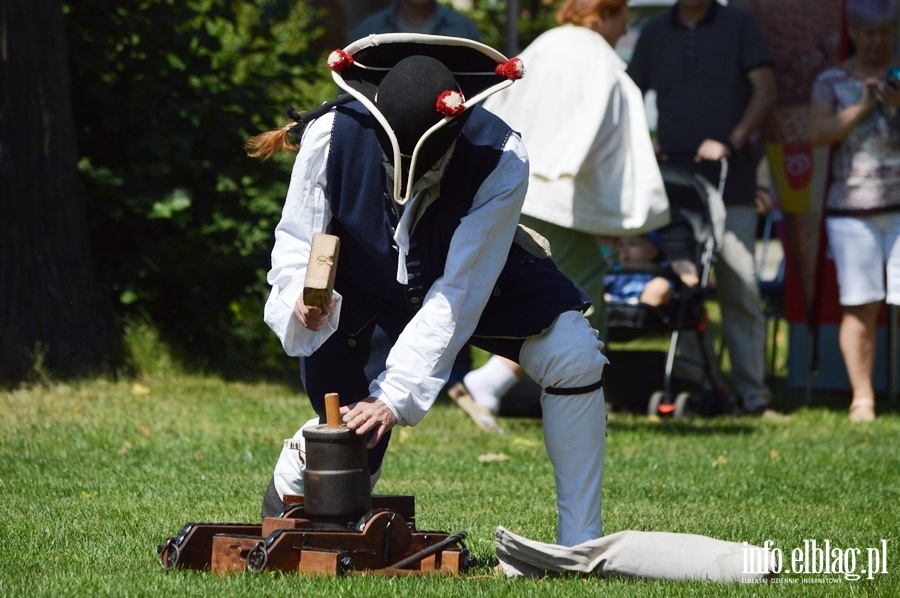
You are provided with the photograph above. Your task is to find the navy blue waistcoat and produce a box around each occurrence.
[326,101,509,331]
[322,100,588,344]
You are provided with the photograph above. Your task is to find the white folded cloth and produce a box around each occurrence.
[495,526,778,582]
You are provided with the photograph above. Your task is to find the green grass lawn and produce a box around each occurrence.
[2,322,899,596]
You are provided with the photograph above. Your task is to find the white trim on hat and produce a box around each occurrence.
[341,88,406,204]
[344,32,509,64]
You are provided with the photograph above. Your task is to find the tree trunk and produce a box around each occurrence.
[0,0,115,385]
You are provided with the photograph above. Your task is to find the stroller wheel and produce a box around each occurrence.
[673,391,691,419]
[648,391,666,416]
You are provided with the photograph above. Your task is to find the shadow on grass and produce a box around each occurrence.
[481,372,899,435]
[484,376,760,435]
[607,417,756,436]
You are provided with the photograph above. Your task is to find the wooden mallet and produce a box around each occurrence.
[303,232,340,311]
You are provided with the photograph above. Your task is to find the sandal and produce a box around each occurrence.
[448,382,504,434]
[849,397,875,423]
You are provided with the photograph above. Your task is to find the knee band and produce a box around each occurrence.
[545,376,604,395]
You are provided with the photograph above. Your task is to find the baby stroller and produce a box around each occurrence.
[605,160,734,418]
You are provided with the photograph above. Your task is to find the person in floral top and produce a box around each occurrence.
[808,0,900,422]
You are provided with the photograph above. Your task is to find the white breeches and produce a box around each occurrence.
[520,310,608,546]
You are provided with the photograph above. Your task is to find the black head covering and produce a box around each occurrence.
[374,55,471,188]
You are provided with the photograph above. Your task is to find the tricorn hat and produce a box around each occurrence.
[328,33,525,205]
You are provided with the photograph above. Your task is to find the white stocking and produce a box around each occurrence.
[463,355,521,412]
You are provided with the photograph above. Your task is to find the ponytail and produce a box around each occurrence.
[245,96,353,161]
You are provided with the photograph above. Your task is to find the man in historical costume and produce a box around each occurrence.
[254,34,608,547]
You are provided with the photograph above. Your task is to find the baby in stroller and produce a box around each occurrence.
[604,231,698,308]
[604,163,735,418]
[603,222,702,337]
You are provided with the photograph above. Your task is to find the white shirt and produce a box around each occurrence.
[484,24,668,236]
[264,110,529,426]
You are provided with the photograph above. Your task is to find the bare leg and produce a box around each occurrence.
[840,301,881,421]
[639,277,672,307]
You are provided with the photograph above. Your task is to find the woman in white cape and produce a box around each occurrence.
[450,0,669,430]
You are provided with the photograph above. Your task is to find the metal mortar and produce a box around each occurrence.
[301,424,372,518]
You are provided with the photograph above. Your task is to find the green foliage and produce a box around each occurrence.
[55,0,567,378]
[1,375,898,595]
[64,0,337,375]
[468,0,560,54]
[57,0,564,378]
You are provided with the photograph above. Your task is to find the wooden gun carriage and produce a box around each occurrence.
[158,393,469,576]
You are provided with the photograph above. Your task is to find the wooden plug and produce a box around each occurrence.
[324,392,341,429]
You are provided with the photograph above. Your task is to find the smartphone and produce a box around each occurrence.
[886,67,900,88]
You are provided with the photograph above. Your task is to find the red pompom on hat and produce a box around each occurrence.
[495,57,525,80]
[326,48,354,72]
[436,90,466,117]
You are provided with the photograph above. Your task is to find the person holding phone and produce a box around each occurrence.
[808,0,900,422]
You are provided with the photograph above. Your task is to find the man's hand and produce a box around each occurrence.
[695,138,730,162]
[670,258,700,289]
[754,186,775,215]
[293,293,336,331]
[341,397,398,449]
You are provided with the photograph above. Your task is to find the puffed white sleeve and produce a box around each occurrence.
[263,113,342,357]
[368,132,530,426]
